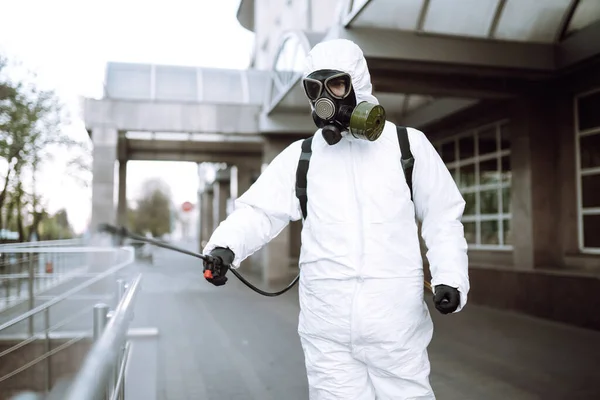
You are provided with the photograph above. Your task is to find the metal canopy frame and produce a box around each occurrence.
[328,25,556,71]
[337,0,600,73]
[344,0,596,44]
[262,0,600,128]
[265,30,324,115]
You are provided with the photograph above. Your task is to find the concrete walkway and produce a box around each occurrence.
[123,242,600,400]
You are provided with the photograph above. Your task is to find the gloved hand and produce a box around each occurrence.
[433,284,460,314]
[203,247,235,287]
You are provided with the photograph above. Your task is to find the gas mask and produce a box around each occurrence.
[302,69,386,145]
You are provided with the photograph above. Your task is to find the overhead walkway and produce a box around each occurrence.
[84,62,272,143]
[83,60,319,142]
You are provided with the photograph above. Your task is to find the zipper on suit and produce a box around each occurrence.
[349,141,365,274]
[348,140,365,353]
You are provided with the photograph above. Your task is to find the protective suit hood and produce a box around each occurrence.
[304,39,379,105]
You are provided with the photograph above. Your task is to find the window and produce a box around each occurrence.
[435,121,512,250]
[575,89,600,253]
[269,33,308,110]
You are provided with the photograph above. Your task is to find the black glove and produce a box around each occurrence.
[433,284,460,314]
[203,247,235,287]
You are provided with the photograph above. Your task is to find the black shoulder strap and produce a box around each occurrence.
[396,126,414,201]
[295,129,413,221]
[295,136,314,220]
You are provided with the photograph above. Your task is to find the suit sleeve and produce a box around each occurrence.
[202,141,303,268]
[409,128,470,312]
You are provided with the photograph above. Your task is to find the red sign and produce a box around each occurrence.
[182,201,193,212]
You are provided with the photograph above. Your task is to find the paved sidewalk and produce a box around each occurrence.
[122,243,600,400]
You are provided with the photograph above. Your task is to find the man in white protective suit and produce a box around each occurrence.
[202,39,469,400]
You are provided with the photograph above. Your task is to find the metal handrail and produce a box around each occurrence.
[0,246,134,333]
[65,274,143,400]
[0,244,135,398]
[0,238,83,248]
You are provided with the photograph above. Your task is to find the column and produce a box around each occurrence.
[236,164,257,198]
[117,160,128,228]
[90,127,118,231]
[227,165,246,270]
[197,193,202,253]
[197,163,204,252]
[212,168,230,231]
[510,93,561,270]
[258,135,302,284]
[556,93,580,257]
[200,184,214,250]
[89,127,118,292]
[230,165,239,201]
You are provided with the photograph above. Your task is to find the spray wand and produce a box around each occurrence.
[97,224,432,296]
[97,224,299,297]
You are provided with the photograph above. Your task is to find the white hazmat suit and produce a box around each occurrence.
[204,39,469,400]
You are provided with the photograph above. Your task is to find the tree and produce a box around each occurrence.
[38,209,74,240]
[0,53,87,242]
[129,178,173,238]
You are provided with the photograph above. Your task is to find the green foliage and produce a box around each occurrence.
[128,178,173,238]
[38,209,74,240]
[0,53,83,242]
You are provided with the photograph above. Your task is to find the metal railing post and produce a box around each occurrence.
[93,303,110,400]
[44,308,51,392]
[106,310,115,400]
[64,273,141,400]
[4,259,11,304]
[115,280,127,400]
[93,303,109,341]
[54,252,58,285]
[28,253,34,336]
[36,254,41,291]
[16,255,21,298]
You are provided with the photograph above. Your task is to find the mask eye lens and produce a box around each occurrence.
[303,79,322,101]
[326,75,351,99]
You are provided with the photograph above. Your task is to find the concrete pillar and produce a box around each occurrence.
[117,160,127,228]
[90,127,118,231]
[236,164,256,198]
[555,93,580,258]
[197,164,204,252]
[89,127,118,292]
[510,94,561,270]
[230,165,239,200]
[199,184,214,249]
[213,168,230,230]
[257,135,305,284]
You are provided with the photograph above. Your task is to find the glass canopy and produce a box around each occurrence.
[348,0,600,44]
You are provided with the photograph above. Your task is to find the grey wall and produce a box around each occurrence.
[419,61,600,329]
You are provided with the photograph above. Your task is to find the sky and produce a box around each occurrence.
[0,0,255,233]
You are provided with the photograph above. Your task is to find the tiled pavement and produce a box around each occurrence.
[122,242,600,400]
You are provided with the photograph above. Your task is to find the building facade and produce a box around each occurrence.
[84,0,600,331]
[233,0,600,330]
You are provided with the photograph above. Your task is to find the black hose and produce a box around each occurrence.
[97,224,299,297]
